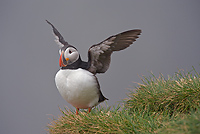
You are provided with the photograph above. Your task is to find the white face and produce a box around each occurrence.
[62,47,79,65]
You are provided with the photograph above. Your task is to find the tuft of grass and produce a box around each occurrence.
[126,67,200,115]
[47,106,168,133]
[47,67,200,134]
[47,106,140,133]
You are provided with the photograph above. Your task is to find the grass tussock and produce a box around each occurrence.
[47,67,200,134]
[126,67,200,115]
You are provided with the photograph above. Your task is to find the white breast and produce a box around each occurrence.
[55,68,99,109]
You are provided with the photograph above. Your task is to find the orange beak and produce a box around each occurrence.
[59,51,69,67]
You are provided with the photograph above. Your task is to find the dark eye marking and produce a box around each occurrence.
[69,50,72,54]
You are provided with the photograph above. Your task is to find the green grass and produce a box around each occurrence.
[156,111,200,134]
[47,67,200,134]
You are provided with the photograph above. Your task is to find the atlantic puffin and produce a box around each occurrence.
[46,20,141,114]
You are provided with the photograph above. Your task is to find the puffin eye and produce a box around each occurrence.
[69,50,72,54]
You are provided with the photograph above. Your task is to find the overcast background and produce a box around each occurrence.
[1,0,200,133]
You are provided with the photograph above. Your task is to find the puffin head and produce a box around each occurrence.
[46,20,80,68]
[59,45,79,67]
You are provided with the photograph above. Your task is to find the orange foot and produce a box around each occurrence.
[76,108,79,115]
[88,107,91,113]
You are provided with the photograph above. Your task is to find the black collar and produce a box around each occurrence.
[61,57,89,70]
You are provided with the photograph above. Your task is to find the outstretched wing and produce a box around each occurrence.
[46,20,69,48]
[88,29,141,74]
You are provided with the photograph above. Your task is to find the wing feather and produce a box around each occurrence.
[46,20,69,48]
[88,29,141,74]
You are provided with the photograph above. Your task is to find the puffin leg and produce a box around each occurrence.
[76,108,79,115]
[88,107,91,113]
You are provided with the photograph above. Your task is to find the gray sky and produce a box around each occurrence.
[1,0,200,133]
